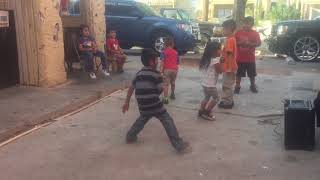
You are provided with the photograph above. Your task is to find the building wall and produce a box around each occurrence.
[6,0,66,87]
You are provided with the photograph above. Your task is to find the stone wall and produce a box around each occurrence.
[37,0,66,87]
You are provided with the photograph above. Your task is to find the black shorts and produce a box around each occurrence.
[237,62,257,78]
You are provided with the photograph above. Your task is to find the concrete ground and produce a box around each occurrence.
[0,56,319,180]
[0,59,141,143]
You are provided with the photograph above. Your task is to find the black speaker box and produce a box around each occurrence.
[284,100,315,150]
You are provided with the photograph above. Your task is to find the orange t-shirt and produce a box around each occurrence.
[222,36,238,73]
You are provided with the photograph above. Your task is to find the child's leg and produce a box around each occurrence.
[126,115,152,142]
[200,87,211,111]
[83,52,94,72]
[236,76,242,88]
[94,50,109,71]
[205,87,219,112]
[221,72,236,105]
[170,70,178,97]
[155,111,187,152]
[163,70,170,98]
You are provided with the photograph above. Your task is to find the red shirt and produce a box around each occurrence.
[161,47,179,70]
[106,38,120,55]
[235,30,261,63]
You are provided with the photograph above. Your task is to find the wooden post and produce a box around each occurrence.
[203,0,209,21]
[233,0,247,27]
[80,0,106,52]
[9,0,66,87]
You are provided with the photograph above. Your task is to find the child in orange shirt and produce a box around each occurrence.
[218,19,238,109]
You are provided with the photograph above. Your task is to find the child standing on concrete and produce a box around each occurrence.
[234,16,261,94]
[122,49,191,154]
[218,20,238,109]
[160,38,179,104]
[198,41,222,121]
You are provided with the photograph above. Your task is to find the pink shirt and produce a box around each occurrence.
[160,47,179,70]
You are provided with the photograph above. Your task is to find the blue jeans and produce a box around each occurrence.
[81,51,109,72]
[126,111,185,151]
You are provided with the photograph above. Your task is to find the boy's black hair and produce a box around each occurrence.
[107,29,116,34]
[243,16,254,25]
[80,24,89,31]
[222,19,237,32]
[199,41,221,70]
[141,49,159,66]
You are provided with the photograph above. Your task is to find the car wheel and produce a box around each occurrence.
[292,36,320,62]
[152,32,172,53]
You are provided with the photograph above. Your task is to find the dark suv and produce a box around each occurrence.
[267,18,320,62]
[105,0,196,54]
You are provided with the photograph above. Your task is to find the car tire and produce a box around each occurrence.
[152,31,172,53]
[291,35,320,62]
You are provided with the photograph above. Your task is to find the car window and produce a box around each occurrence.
[136,2,161,17]
[106,2,141,17]
[163,10,182,20]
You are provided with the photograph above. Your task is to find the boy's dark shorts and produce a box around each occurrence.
[237,62,257,78]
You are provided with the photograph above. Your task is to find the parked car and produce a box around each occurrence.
[267,17,320,62]
[105,0,196,54]
[159,8,219,51]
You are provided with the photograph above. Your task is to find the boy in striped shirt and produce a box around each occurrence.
[122,49,191,154]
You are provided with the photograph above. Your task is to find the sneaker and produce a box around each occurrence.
[198,109,205,117]
[199,110,216,121]
[250,85,258,93]
[177,141,192,154]
[126,136,138,144]
[218,101,234,109]
[102,69,110,77]
[162,97,169,104]
[234,86,241,94]
[170,93,176,100]
[89,72,97,79]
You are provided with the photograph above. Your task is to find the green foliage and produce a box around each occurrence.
[267,3,300,23]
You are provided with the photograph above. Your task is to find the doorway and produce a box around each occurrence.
[0,10,19,89]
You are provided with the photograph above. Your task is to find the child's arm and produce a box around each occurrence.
[248,33,261,48]
[79,43,93,52]
[122,85,134,114]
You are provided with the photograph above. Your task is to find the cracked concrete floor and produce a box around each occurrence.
[0,58,319,180]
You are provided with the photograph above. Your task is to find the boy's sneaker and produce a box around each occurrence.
[89,72,97,79]
[250,85,258,93]
[162,97,169,104]
[170,93,176,100]
[234,86,241,94]
[102,69,110,77]
[218,101,234,109]
[126,135,138,144]
[199,110,215,121]
[177,141,192,154]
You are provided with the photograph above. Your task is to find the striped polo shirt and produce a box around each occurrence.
[132,67,166,116]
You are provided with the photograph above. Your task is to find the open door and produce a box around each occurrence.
[0,10,19,89]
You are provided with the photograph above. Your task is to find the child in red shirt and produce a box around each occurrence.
[106,30,127,73]
[160,38,179,104]
[235,16,261,94]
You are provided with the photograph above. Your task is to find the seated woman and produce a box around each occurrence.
[106,30,127,73]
